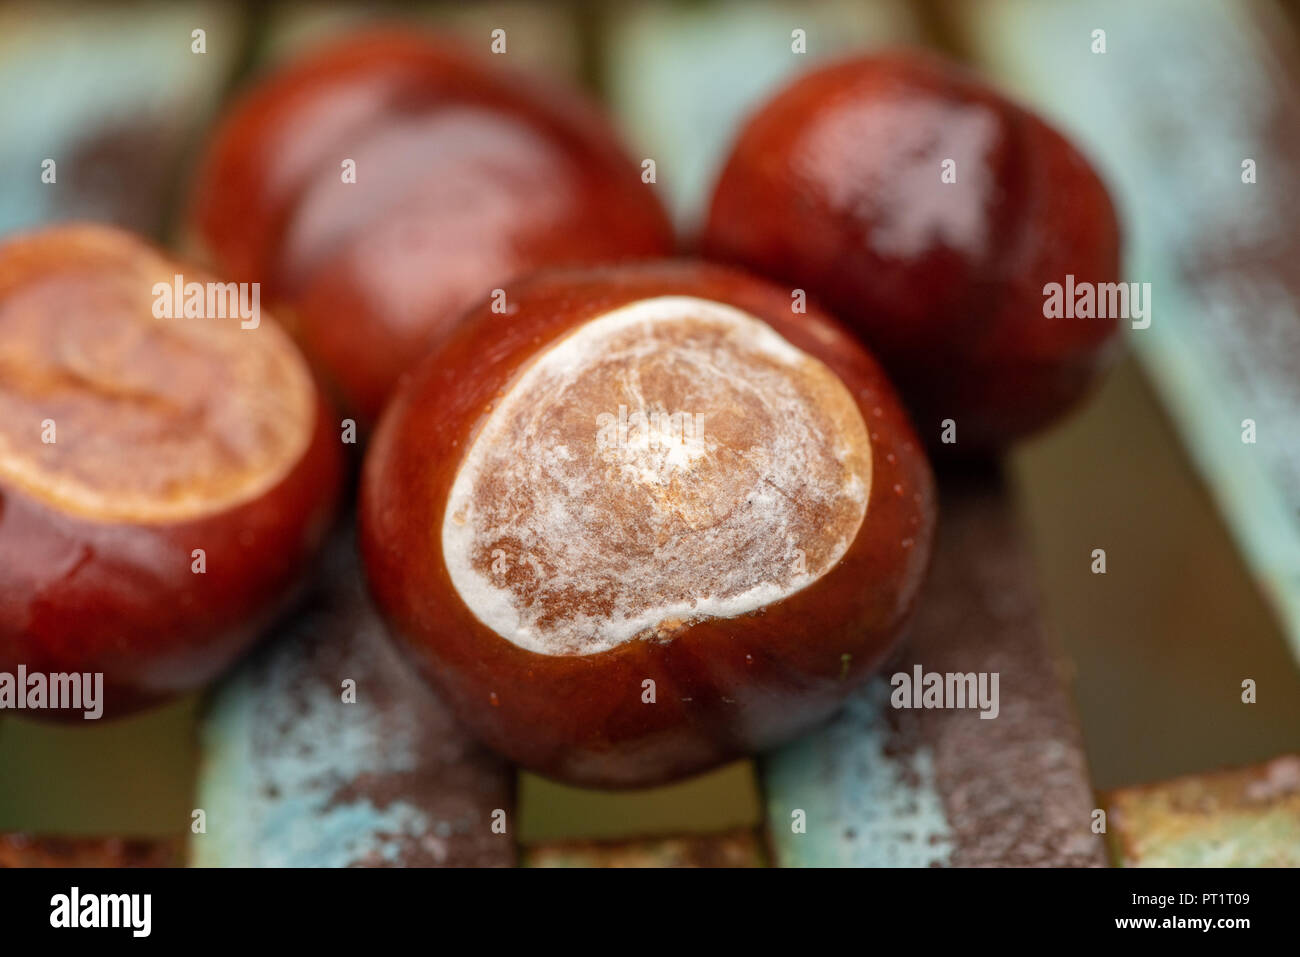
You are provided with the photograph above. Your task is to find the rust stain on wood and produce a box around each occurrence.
[1106,754,1300,866]
[0,833,182,868]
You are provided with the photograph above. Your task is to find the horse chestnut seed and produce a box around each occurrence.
[188,29,675,423]
[0,225,342,717]
[360,261,934,787]
[703,52,1122,450]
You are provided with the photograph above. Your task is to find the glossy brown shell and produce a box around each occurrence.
[0,226,343,718]
[360,261,935,787]
[187,29,676,423]
[703,52,1123,450]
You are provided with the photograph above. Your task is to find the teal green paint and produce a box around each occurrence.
[964,0,1300,665]
[763,679,953,867]
[192,635,434,868]
[0,2,242,235]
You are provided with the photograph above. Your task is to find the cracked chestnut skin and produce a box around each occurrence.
[187,29,675,424]
[703,52,1122,451]
[360,261,935,788]
[0,225,343,718]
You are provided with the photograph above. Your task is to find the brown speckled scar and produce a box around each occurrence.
[442,296,872,656]
[0,228,315,523]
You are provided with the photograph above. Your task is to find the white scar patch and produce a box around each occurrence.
[441,295,872,656]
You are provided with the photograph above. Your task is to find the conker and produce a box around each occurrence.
[0,224,342,717]
[360,261,934,788]
[703,52,1122,450]
[188,29,675,423]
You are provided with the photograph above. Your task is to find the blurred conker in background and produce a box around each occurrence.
[703,52,1122,451]
[360,260,934,787]
[0,225,342,717]
[188,30,675,423]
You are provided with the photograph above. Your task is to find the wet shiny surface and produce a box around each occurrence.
[0,225,342,715]
[190,30,675,422]
[704,53,1121,449]
[361,262,934,787]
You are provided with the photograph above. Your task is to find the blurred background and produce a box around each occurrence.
[1,0,1299,864]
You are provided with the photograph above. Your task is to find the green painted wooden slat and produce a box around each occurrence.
[763,472,1108,866]
[763,678,953,867]
[1105,754,1300,866]
[192,529,516,867]
[955,0,1300,665]
[0,1,246,238]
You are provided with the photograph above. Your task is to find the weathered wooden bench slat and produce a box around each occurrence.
[955,0,1300,665]
[0,1,247,238]
[192,528,517,867]
[763,472,1108,866]
[1105,754,1300,866]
